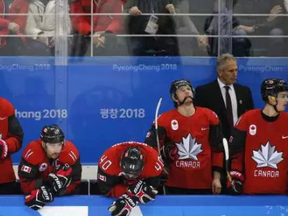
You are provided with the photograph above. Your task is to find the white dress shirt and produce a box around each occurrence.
[217,78,238,125]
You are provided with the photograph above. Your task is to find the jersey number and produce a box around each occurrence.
[154,157,164,171]
[99,155,112,170]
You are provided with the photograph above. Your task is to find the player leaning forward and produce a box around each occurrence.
[145,79,224,194]
[18,124,82,210]
[228,78,288,194]
[97,141,164,216]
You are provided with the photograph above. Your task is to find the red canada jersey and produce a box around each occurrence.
[231,109,288,194]
[151,107,223,189]
[0,97,23,184]
[98,141,164,197]
[18,139,81,195]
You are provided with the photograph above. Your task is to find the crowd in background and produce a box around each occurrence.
[0,0,288,57]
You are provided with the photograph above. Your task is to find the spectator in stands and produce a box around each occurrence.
[285,0,288,12]
[25,0,72,56]
[204,0,252,57]
[228,78,288,195]
[0,97,24,194]
[0,0,29,56]
[97,141,163,216]
[233,0,286,56]
[69,0,127,56]
[124,0,179,56]
[174,0,209,56]
[19,124,82,210]
[145,79,224,194]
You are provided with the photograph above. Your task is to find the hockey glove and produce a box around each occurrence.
[108,194,138,216]
[48,173,64,195]
[128,180,158,204]
[56,164,73,188]
[49,165,72,196]
[227,171,244,195]
[25,186,54,210]
[0,139,8,159]
[160,142,179,162]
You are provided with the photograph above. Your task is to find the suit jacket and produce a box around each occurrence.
[194,80,254,140]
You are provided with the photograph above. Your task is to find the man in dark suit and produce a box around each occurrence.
[194,53,254,140]
[194,53,254,194]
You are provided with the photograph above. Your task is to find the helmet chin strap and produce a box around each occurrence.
[268,96,279,114]
[177,96,193,106]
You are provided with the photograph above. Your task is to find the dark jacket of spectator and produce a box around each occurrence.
[124,0,177,35]
[233,0,286,30]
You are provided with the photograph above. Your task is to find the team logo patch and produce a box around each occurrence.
[176,134,203,160]
[21,165,32,173]
[39,163,48,172]
[252,141,283,169]
[171,119,178,130]
[249,124,257,136]
[98,174,106,182]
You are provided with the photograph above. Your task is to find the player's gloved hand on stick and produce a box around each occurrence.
[48,173,64,195]
[227,170,244,195]
[160,142,179,161]
[54,164,73,196]
[128,180,158,204]
[25,186,54,210]
[0,139,8,160]
[108,194,138,216]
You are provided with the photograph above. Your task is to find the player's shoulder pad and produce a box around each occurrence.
[98,145,121,175]
[22,140,45,165]
[235,109,258,124]
[0,97,14,117]
[281,112,288,119]
[59,140,80,165]
[156,110,176,126]
[142,145,163,177]
[198,107,220,124]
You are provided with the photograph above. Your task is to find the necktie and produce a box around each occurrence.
[224,85,233,131]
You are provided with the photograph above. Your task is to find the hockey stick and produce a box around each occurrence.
[154,97,168,195]
[155,98,163,155]
[222,138,238,193]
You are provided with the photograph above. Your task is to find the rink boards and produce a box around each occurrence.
[0,195,288,216]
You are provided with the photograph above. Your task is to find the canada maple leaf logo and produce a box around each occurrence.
[175,134,203,160]
[252,141,283,169]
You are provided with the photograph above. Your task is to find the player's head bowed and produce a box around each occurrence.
[120,147,144,180]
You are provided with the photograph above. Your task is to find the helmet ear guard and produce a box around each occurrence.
[261,78,288,102]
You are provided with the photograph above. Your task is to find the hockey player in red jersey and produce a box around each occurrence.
[0,97,23,194]
[97,141,163,216]
[228,78,288,195]
[145,79,224,194]
[18,124,82,210]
